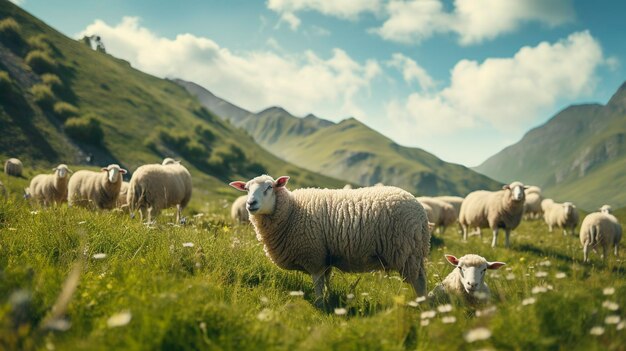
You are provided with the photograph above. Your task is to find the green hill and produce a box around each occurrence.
[0,1,345,203]
[474,82,626,210]
[177,80,501,196]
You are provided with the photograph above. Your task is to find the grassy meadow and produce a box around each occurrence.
[1,172,626,351]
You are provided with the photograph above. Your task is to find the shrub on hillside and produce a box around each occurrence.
[64,114,104,145]
[25,50,57,74]
[41,73,63,92]
[0,18,25,51]
[0,71,13,93]
[27,35,53,53]
[31,83,55,109]
[53,101,79,120]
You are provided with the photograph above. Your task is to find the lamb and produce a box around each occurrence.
[543,201,579,235]
[429,254,505,304]
[4,158,23,177]
[127,162,192,223]
[600,205,613,215]
[231,195,249,224]
[417,197,456,234]
[229,175,431,300]
[68,164,127,209]
[458,182,527,248]
[523,186,543,220]
[116,181,130,209]
[27,164,73,206]
[580,212,623,262]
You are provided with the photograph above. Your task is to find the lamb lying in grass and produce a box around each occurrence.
[429,254,505,304]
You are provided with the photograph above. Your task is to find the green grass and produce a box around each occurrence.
[1,170,626,350]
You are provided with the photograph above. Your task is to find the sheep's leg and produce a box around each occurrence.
[602,245,607,261]
[176,204,181,224]
[324,267,333,292]
[548,225,553,233]
[311,271,326,304]
[402,255,426,297]
[583,243,590,262]
[491,228,499,248]
[462,224,468,241]
[505,229,511,248]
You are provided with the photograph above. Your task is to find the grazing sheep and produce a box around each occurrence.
[162,157,180,165]
[116,181,130,209]
[4,158,23,177]
[127,162,192,223]
[417,197,456,234]
[231,195,249,224]
[580,212,623,262]
[543,201,579,235]
[600,205,613,215]
[27,164,73,206]
[523,186,543,220]
[435,196,464,218]
[541,198,554,213]
[68,164,127,209]
[229,175,431,300]
[459,182,527,248]
[429,254,505,304]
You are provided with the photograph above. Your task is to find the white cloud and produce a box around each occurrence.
[77,17,380,119]
[278,12,301,31]
[386,53,435,91]
[374,0,575,45]
[385,31,608,141]
[268,0,382,20]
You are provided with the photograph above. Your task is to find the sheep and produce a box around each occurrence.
[580,212,623,262]
[231,195,249,224]
[116,181,130,209]
[429,254,505,304]
[4,158,23,177]
[523,186,543,220]
[127,162,192,223]
[27,164,73,207]
[541,198,554,213]
[458,181,527,248]
[543,201,579,235]
[600,205,613,215]
[68,164,127,210]
[229,174,431,300]
[435,196,464,218]
[417,197,456,234]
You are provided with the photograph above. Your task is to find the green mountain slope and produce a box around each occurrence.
[0,2,345,202]
[475,82,626,210]
[177,80,500,196]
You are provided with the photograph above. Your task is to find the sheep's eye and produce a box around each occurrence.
[264,185,272,194]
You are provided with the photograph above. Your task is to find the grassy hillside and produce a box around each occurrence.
[1,180,626,350]
[475,83,626,210]
[177,80,501,196]
[0,1,345,203]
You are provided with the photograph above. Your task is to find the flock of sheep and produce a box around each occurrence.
[3,156,623,304]
[3,157,192,224]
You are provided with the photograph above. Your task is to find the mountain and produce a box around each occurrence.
[0,1,345,202]
[475,82,626,210]
[177,80,501,196]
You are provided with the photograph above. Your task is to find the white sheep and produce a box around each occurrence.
[417,197,456,234]
[4,158,23,177]
[116,181,130,209]
[231,195,249,224]
[429,254,505,304]
[27,164,73,206]
[435,196,464,218]
[580,212,623,262]
[68,164,127,209]
[458,182,527,248]
[229,175,431,300]
[127,162,192,223]
[543,201,579,235]
[600,205,613,215]
[523,186,543,220]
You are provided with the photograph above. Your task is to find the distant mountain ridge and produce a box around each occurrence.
[475,82,626,209]
[177,79,501,196]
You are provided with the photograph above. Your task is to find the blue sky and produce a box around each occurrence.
[13,0,626,166]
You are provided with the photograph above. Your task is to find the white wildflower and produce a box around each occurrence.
[476,306,497,317]
[442,316,457,324]
[416,296,427,303]
[259,296,269,304]
[437,304,453,313]
[78,221,86,225]
[602,300,619,311]
[346,293,354,300]
[506,273,516,280]
[420,310,436,319]
[522,297,536,306]
[603,287,615,296]
[334,308,347,316]
[92,253,107,259]
[182,242,194,248]
[555,272,566,279]
[539,260,552,267]
[464,327,492,343]
[590,326,605,336]
[107,311,132,328]
[535,271,548,278]
[289,290,304,297]
[617,321,626,330]
[407,301,418,307]
[257,308,273,321]
[605,315,621,325]
[532,286,548,294]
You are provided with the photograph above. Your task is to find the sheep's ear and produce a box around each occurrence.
[487,261,506,270]
[120,168,128,174]
[444,254,459,266]
[101,167,108,172]
[523,186,529,189]
[67,168,73,174]
[229,181,247,192]
[275,176,290,188]
[51,167,57,171]
[502,184,510,190]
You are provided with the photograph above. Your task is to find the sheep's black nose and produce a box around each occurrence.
[247,200,257,207]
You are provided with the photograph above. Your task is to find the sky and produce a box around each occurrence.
[12,0,626,167]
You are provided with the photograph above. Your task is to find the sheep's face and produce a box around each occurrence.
[445,254,505,294]
[600,205,612,215]
[563,202,576,216]
[54,164,72,179]
[503,182,527,202]
[229,175,290,216]
[101,164,127,183]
